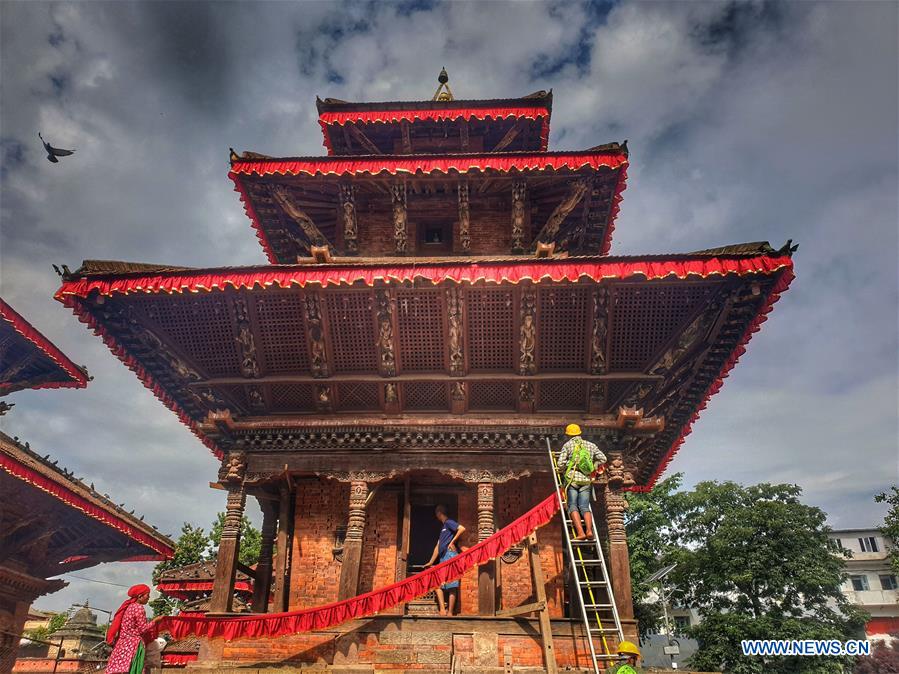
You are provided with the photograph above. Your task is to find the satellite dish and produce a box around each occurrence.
[646,563,677,584]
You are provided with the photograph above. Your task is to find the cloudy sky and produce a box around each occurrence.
[1,1,896,615]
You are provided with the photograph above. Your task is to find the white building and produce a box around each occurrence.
[828,528,899,641]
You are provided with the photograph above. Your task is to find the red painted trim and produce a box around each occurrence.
[0,453,173,557]
[162,653,198,666]
[630,264,796,492]
[229,149,625,179]
[318,105,551,154]
[229,151,625,263]
[0,298,88,392]
[148,492,560,641]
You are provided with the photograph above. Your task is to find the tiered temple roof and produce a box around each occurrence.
[0,297,89,396]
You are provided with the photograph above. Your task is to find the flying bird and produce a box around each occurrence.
[38,133,75,163]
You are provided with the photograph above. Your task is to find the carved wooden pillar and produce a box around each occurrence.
[447,286,465,377]
[391,182,408,255]
[252,499,277,612]
[375,289,397,377]
[477,482,496,615]
[340,183,358,255]
[457,182,471,253]
[210,479,246,613]
[519,284,537,376]
[337,480,368,600]
[303,290,330,378]
[511,180,527,253]
[604,484,635,623]
[271,486,294,613]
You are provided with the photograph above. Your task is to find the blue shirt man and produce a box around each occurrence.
[424,505,466,615]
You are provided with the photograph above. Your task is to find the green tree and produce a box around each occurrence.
[210,514,262,567]
[25,612,67,642]
[150,523,211,616]
[625,472,687,637]
[875,485,899,575]
[674,482,867,674]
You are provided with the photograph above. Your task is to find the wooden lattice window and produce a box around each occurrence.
[466,288,514,371]
[604,381,636,411]
[216,385,251,412]
[270,383,316,413]
[538,380,587,411]
[468,381,516,411]
[254,293,310,375]
[608,283,715,371]
[337,382,380,411]
[537,286,591,371]
[396,289,445,372]
[131,295,237,378]
[403,381,448,411]
[325,291,377,373]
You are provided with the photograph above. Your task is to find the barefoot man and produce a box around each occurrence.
[558,423,606,540]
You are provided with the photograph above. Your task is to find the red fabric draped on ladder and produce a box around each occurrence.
[147,492,560,641]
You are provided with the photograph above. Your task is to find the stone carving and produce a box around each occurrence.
[346,481,369,541]
[590,287,609,374]
[375,290,396,377]
[302,291,329,378]
[458,182,471,252]
[519,286,537,375]
[447,286,464,375]
[391,183,407,254]
[511,180,527,252]
[339,183,358,254]
[233,298,260,378]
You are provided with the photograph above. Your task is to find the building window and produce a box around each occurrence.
[673,616,691,635]
[850,575,870,591]
[828,538,844,551]
[859,537,879,553]
[880,575,898,591]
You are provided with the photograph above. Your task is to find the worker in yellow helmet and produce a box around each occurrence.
[608,640,643,673]
[557,423,606,540]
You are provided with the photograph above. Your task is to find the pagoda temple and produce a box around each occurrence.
[54,73,794,671]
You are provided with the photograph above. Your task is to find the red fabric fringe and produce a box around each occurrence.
[157,581,252,600]
[229,150,626,180]
[0,453,173,557]
[318,105,551,154]
[55,255,792,300]
[147,493,559,641]
[161,653,197,666]
[0,297,89,392]
[632,265,796,491]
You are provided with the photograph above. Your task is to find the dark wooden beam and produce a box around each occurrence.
[493,118,529,152]
[531,179,589,246]
[400,120,412,154]
[347,124,382,155]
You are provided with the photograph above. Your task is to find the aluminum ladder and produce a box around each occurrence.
[547,438,624,673]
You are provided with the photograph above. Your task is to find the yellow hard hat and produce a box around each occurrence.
[617,641,641,657]
[565,423,582,436]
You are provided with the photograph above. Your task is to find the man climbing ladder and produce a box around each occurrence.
[557,423,607,540]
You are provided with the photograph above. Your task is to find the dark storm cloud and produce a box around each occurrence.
[0,0,895,611]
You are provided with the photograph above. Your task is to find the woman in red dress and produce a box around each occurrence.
[105,584,151,673]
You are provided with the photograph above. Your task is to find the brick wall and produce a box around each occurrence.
[290,478,347,609]
[496,474,565,618]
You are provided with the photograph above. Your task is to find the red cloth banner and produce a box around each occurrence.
[0,452,173,557]
[0,297,89,391]
[146,492,560,641]
[318,105,551,154]
[161,653,198,666]
[157,581,252,600]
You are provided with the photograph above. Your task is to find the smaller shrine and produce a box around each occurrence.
[14,604,107,673]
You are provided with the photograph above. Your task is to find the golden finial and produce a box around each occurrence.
[432,67,454,101]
